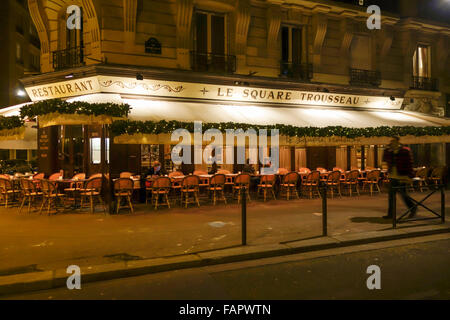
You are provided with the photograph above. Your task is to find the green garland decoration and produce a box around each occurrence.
[0,116,24,131]
[110,120,450,139]
[19,98,131,120]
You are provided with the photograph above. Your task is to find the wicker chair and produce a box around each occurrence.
[39,180,66,215]
[299,168,311,184]
[326,170,342,199]
[302,171,321,199]
[151,177,172,209]
[169,171,184,201]
[113,178,134,214]
[80,177,105,214]
[257,174,276,202]
[232,174,251,204]
[145,177,153,205]
[362,170,381,196]
[194,170,210,192]
[48,172,62,181]
[208,174,227,205]
[277,168,289,175]
[342,170,360,196]
[429,167,446,186]
[0,177,20,208]
[181,175,200,208]
[217,169,234,190]
[280,172,299,200]
[64,173,86,193]
[19,178,42,213]
[120,172,133,178]
[412,167,428,192]
[33,173,45,180]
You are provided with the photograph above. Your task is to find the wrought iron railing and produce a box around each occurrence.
[52,46,84,71]
[411,76,438,91]
[280,62,313,81]
[349,68,381,87]
[190,51,236,74]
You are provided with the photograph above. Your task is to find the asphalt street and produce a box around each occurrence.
[4,234,450,300]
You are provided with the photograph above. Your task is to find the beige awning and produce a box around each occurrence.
[124,98,450,128]
[0,123,37,150]
[114,98,450,146]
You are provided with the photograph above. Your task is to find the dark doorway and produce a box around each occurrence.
[307,147,336,171]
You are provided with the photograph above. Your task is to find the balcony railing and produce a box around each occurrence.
[52,46,84,71]
[280,62,313,81]
[349,68,381,87]
[190,51,236,74]
[411,76,438,91]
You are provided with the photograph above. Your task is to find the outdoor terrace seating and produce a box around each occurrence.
[280,172,300,200]
[362,169,381,196]
[208,174,227,205]
[325,170,342,199]
[114,178,134,214]
[39,180,67,215]
[181,175,200,208]
[342,170,360,197]
[151,176,171,210]
[257,174,276,202]
[232,173,251,204]
[302,170,321,199]
[80,177,105,214]
[19,178,42,213]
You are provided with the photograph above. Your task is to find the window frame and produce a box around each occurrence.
[413,44,431,78]
[193,10,228,55]
[90,137,110,165]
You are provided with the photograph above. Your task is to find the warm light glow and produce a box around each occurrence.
[16,89,27,97]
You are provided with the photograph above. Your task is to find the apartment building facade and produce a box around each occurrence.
[4,0,449,175]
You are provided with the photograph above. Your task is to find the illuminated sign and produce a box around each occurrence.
[25,76,404,110]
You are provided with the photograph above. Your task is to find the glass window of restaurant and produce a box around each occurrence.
[58,125,85,174]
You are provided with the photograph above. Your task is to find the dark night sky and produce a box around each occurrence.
[329,0,450,24]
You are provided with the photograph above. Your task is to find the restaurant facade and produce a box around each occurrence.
[1,0,449,178]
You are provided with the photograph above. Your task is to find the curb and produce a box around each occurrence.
[1,223,449,296]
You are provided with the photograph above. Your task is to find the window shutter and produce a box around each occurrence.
[292,28,302,64]
[196,13,208,53]
[211,15,225,54]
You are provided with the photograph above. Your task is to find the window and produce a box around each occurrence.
[191,11,234,73]
[90,138,109,164]
[195,11,226,55]
[141,145,159,168]
[16,16,24,34]
[64,7,83,50]
[281,26,303,66]
[280,26,311,80]
[350,35,371,70]
[31,54,40,71]
[413,45,430,78]
[16,42,23,63]
[0,150,9,160]
[16,150,28,160]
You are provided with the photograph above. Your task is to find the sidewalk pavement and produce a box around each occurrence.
[0,191,448,296]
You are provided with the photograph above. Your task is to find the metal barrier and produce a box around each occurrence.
[392,184,446,229]
[239,184,330,245]
[241,186,247,246]
[321,185,328,236]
